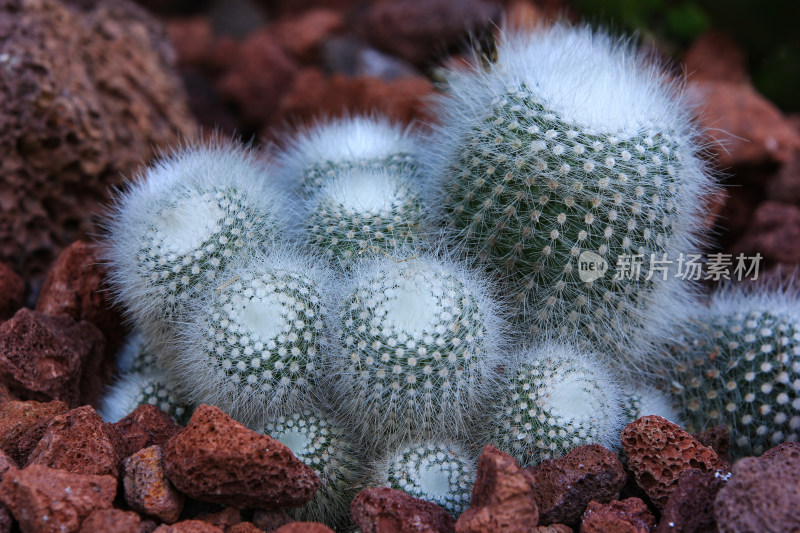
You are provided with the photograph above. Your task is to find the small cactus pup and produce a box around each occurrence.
[98,371,193,424]
[257,408,361,528]
[621,384,682,426]
[105,139,289,339]
[304,167,425,267]
[274,115,422,197]
[326,253,507,447]
[115,331,160,375]
[669,284,800,458]
[372,441,477,516]
[427,24,713,364]
[478,342,624,466]
[171,250,335,426]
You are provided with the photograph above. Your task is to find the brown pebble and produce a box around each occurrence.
[79,509,142,533]
[106,404,181,466]
[580,498,655,533]
[273,523,335,533]
[125,445,185,524]
[252,509,293,532]
[692,425,731,466]
[228,524,263,533]
[0,400,69,465]
[351,486,455,533]
[153,520,223,533]
[195,506,241,529]
[656,469,727,533]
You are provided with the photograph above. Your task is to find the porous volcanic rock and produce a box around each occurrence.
[26,405,119,477]
[273,523,335,533]
[351,487,456,533]
[0,0,196,278]
[105,404,181,463]
[656,469,728,533]
[456,445,538,533]
[714,443,800,532]
[731,201,800,264]
[124,445,185,523]
[0,263,23,321]
[580,498,655,533]
[0,464,116,533]
[0,400,68,465]
[0,309,104,406]
[228,524,264,533]
[163,404,320,508]
[692,425,731,466]
[620,416,726,510]
[252,509,293,531]
[153,521,223,533]
[271,9,344,63]
[527,444,626,526]
[79,509,142,533]
[683,31,748,83]
[195,506,241,530]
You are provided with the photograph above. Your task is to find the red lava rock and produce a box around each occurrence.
[714,445,800,533]
[580,498,655,533]
[503,1,547,32]
[456,445,538,533]
[688,80,800,168]
[106,404,181,463]
[153,521,224,533]
[228,524,264,533]
[0,449,16,480]
[273,524,335,533]
[196,506,241,529]
[167,16,215,69]
[527,444,626,526]
[362,0,499,65]
[766,155,800,204]
[656,469,727,533]
[79,509,142,533]
[759,441,800,462]
[0,383,16,403]
[620,416,727,510]
[351,486,455,533]
[270,69,435,135]
[692,425,731,466]
[683,31,749,84]
[35,240,127,396]
[252,509,293,531]
[0,505,9,533]
[731,201,800,264]
[0,309,105,407]
[0,400,69,465]
[124,445,185,523]
[26,405,118,477]
[272,9,344,63]
[532,526,572,533]
[0,464,116,533]
[0,0,196,278]
[0,263,24,321]
[217,30,298,127]
[163,404,320,509]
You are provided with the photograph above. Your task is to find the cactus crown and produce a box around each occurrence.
[326,253,507,446]
[275,115,421,197]
[304,167,424,267]
[375,442,476,516]
[426,24,711,363]
[172,250,334,425]
[105,139,289,336]
[116,332,159,375]
[99,371,192,424]
[259,408,360,527]
[481,341,623,465]
[621,384,681,425]
[670,284,800,457]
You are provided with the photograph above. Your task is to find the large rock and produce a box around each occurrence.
[0,309,104,406]
[0,464,116,533]
[0,400,68,465]
[579,498,655,533]
[125,445,185,524]
[105,404,181,464]
[0,0,196,278]
[163,404,320,508]
[351,487,456,533]
[620,416,726,510]
[456,445,538,533]
[656,469,727,533]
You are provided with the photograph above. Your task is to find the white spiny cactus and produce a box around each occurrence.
[304,167,425,267]
[171,250,335,425]
[274,115,422,197]
[621,384,682,425]
[258,408,361,528]
[325,253,507,447]
[426,24,713,366]
[99,371,193,424]
[373,441,477,516]
[116,332,160,376]
[669,284,800,457]
[479,342,624,466]
[105,139,289,341]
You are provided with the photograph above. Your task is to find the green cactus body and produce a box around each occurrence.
[136,375,193,425]
[99,371,193,424]
[305,169,424,266]
[620,385,681,425]
[671,292,800,457]
[376,442,476,516]
[328,256,505,446]
[300,153,418,197]
[260,409,360,528]
[481,343,622,466]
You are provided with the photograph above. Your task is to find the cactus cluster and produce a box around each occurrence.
[426,25,711,363]
[669,286,800,457]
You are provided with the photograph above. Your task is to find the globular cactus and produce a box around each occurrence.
[426,24,713,364]
[98,371,193,424]
[170,250,335,426]
[326,253,507,447]
[303,167,425,267]
[116,332,160,375]
[620,384,682,425]
[669,285,800,457]
[275,115,422,197]
[372,441,476,516]
[258,408,361,528]
[478,342,623,466]
[105,140,289,340]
